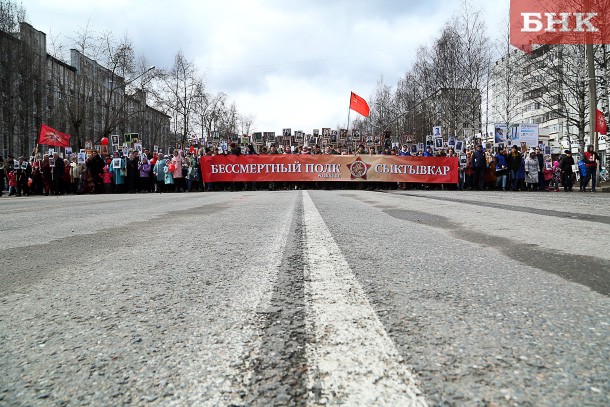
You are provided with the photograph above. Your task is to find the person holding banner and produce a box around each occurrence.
[398,145,410,157]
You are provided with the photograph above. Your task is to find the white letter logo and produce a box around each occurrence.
[521,13,543,32]
[545,12,571,32]
[573,13,599,32]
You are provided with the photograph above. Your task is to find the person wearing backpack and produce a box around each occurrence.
[578,157,588,192]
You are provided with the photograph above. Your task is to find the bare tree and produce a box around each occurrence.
[47,28,67,63]
[159,50,200,146]
[0,0,25,32]
[96,31,136,139]
[238,113,254,137]
[526,45,589,150]
[453,0,489,135]
[491,18,527,132]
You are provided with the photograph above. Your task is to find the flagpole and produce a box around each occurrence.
[347,92,352,132]
[347,108,352,132]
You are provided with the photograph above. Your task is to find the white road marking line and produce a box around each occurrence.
[302,191,427,406]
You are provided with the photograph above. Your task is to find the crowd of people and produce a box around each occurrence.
[461,144,602,192]
[0,142,604,196]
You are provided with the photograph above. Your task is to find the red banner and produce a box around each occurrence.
[200,155,458,184]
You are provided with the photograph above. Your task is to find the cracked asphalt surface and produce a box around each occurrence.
[0,190,608,406]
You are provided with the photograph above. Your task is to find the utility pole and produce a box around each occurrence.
[585,0,598,152]
[587,44,598,152]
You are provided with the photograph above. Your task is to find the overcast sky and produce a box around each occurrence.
[24,0,508,134]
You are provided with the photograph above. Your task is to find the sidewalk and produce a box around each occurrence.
[597,182,610,192]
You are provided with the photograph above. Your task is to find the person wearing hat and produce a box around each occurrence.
[559,149,574,192]
[507,145,522,191]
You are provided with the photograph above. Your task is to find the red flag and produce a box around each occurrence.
[38,124,71,147]
[596,109,607,135]
[349,92,370,117]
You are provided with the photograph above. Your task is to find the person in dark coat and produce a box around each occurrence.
[86,151,105,193]
[126,153,139,193]
[559,150,574,192]
[472,145,486,190]
[507,145,522,191]
[52,153,65,195]
[16,157,32,196]
[535,147,546,190]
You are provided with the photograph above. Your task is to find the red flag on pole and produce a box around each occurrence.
[596,109,607,135]
[349,92,370,117]
[38,124,71,147]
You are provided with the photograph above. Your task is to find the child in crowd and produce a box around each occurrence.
[102,166,113,194]
[7,170,17,196]
[550,161,561,192]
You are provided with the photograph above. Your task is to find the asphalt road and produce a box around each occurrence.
[0,190,608,406]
